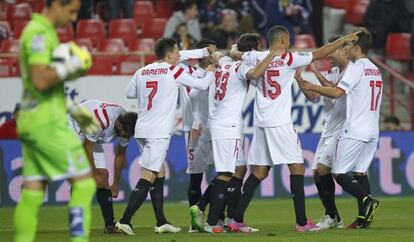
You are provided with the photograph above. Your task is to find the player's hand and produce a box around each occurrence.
[51,42,92,81]
[94,171,109,189]
[67,100,100,135]
[111,183,119,198]
[191,126,202,140]
[297,79,313,91]
[340,31,361,44]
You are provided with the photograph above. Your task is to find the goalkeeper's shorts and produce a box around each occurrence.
[19,122,91,181]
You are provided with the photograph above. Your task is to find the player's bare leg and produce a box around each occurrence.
[314,164,343,230]
[94,168,118,234]
[116,169,158,235]
[287,163,316,232]
[151,165,181,233]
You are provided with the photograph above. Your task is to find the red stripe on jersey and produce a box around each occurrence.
[189,66,193,74]
[94,109,105,129]
[186,86,191,94]
[235,61,242,73]
[102,108,110,128]
[287,52,293,66]
[174,67,184,79]
[169,65,175,71]
[281,53,287,59]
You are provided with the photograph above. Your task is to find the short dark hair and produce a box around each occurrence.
[267,25,289,45]
[154,37,177,60]
[181,0,197,13]
[118,112,138,137]
[353,27,372,54]
[237,33,261,52]
[193,39,217,49]
[45,0,73,7]
[385,115,400,125]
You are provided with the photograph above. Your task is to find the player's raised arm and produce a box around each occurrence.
[310,62,335,87]
[126,73,138,99]
[174,65,215,90]
[311,31,360,61]
[295,69,320,101]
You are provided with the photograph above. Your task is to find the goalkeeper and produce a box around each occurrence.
[14,0,99,242]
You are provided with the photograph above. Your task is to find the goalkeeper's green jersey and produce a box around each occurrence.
[18,13,67,133]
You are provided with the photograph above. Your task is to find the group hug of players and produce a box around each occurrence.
[76,26,381,235]
[14,1,382,241]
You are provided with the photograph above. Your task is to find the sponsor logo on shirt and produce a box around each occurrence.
[31,35,45,52]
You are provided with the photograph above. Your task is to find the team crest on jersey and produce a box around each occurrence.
[32,35,45,52]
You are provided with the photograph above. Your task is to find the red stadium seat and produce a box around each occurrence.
[294,34,316,49]
[345,0,369,26]
[108,19,137,46]
[2,39,19,53]
[325,0,349,9]
[6,3,32,26]
[88,56,117,75]
[57,23,74,43]
[0,20,11,39]
[13,20,28,38]
[386,33,412,61]
[155,0,175,18]
[74,38,94,52]
[117,55,143,75]
[141,18,167,39]
[0,1,7,20]
[134,1,154,24]
[97,38,126,53]
[76,19,106,47]
[129,38,155,52]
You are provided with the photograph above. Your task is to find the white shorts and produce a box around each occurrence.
[137,138,170,172]
[92,144,107,169]
[312,135,338,170]
[236,136,247,167]
[248,124,304,166]
[211,137,241,173]
[332,137,377,174]
[187,128,213,174]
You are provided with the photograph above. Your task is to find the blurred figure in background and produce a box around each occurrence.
[384,115,404,131]
[207,9,238,49]
[107,0,133,19]
[164,0,202,41]
[199,0,222,34]
[265,0,313,44]
[0,104,19,139]
[173,23,197,50]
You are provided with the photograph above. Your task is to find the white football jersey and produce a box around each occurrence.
[337,58,383,142]
[127,61,214,138]
[208,56,253,132]
[177,62,197,131]
[69,100,128,146]
[190,65,213,128]
[320,62,352,138]
[242,51,313,127]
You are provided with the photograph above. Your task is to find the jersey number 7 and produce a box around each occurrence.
[262,70,281,100]
[146,81,158,110]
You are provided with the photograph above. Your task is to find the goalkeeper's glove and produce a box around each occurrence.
[67,100,100,135]
[51,42,92,81]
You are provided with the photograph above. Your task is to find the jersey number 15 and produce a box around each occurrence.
[262,70,281,100]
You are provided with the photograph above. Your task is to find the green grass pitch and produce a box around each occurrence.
[1,197,413,242]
